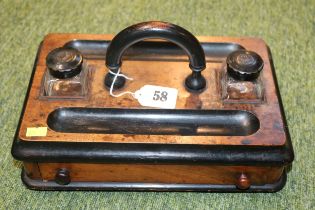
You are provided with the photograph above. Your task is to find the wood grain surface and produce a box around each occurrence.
[36,162,283,185]
[18,34,287,146]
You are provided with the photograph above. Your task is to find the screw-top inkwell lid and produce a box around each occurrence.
[46,47,83,79]
[227,50,264,81]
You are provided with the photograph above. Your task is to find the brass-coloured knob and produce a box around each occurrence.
[236,173,251,190]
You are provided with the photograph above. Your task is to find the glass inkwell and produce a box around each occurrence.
[41,47,90,98]
[221,50,265,103]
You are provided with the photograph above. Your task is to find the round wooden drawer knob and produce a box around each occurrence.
[236,173,251,190]
[55,168,71,185]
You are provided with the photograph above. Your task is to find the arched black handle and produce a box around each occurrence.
[104,21,207,92]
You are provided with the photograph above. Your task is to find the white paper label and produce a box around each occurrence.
[135,85,178,109]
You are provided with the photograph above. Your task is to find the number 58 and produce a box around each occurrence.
[153,90,168,102]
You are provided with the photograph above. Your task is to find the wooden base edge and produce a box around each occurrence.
[21,169,287,193]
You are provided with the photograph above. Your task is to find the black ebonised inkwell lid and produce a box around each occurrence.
[46,47,83,79]
[227,50,264,81]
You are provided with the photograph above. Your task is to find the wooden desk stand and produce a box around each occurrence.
[12,31,294,192]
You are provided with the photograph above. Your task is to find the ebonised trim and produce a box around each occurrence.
[12,136,293,165]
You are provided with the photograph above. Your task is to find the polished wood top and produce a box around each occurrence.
[18,34,287,146]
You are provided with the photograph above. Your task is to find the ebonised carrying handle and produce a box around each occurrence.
[104,21,207,92]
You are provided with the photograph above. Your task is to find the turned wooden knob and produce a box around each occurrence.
[236,173,251,190]
[55,168,71,185]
